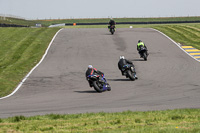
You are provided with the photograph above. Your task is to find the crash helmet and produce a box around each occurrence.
[88,65,93,69]
[138,40,142,43]
[119,56,125,59]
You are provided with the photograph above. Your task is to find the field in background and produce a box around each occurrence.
[37,16,200,27]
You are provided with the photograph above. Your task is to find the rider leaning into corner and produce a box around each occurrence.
[85,65,104,87]
[118,56,138,79]
[108,18,116,29]
[137,40,149,57]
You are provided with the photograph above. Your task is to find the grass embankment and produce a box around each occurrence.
[152,24,200,50]
[0,109,199,132]
[0,16,37,26]
[0,27,60,97]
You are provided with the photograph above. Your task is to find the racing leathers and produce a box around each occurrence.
[118,58,136,76]
[85,68,104,87]
[108,20,116,29]
[137,42,148,57]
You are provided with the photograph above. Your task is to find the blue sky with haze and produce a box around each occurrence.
[0,0,199,19]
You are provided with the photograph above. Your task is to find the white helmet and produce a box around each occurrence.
[119,56,125,59]
[88,65,93,69]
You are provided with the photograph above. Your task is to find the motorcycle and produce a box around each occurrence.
[139,46,148,61]
[109,25,115,35]
[87,74,111,92]
[122,64,137,81]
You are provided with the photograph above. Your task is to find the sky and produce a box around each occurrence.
[0,0,200,20]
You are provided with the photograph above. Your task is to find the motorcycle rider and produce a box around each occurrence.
[85,65,104,87]
[108,18,116,29]
[118,56,138,79]
[137,40,148,57]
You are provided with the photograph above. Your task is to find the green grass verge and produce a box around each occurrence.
[0,109,199,132]
[152,24,200,49]
[0,27,60,97]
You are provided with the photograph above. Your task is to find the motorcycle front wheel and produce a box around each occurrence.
[93,81,104,93]
[111,29,114,34]
[143,52,147,61]
[127,70,135,81]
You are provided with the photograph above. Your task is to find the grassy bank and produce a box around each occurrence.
[0,16,37,26]
[0,27,60,97]
[0,109,199,132]
[152,24,200,49]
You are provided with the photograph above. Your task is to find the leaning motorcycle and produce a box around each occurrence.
[122,64,137,81]
[87,74,111,92]
[109,25,115,35]
[139,46,148,61]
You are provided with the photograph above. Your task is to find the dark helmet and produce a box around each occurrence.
[138,40,142,43]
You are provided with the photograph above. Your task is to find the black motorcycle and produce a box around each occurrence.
[87,74,111,92]
[109,25,115,35]
[139,46,148,61]
[122,64,137,81]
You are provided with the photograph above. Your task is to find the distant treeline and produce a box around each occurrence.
[0,23,29,27]
[65,20,200,26]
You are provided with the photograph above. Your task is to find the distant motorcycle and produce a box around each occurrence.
[139,46,148,61]
[109,25,115,35]
[122,64,137,81]
[87,74,111,92]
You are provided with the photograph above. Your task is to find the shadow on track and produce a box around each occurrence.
[130,59,144,61]
[74,90,98,93]
[107,79,131,81]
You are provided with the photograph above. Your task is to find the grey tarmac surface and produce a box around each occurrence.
[0,28,200,118]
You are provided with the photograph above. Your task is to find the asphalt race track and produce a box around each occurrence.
[0,28,200,118]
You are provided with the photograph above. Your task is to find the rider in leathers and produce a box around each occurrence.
[85,65,104,87]
[108,18,116,29]
[118,56,138,79]
[137,40,148,57]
